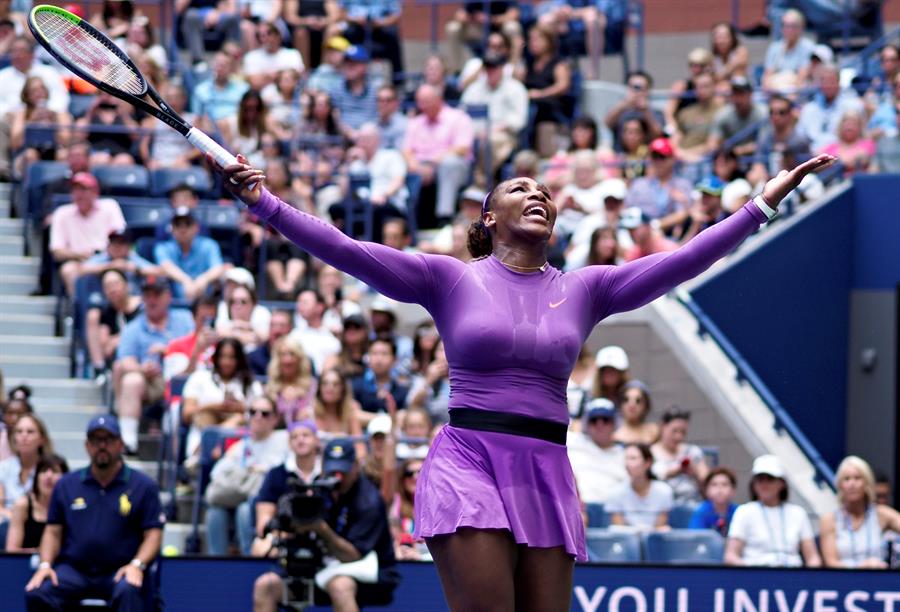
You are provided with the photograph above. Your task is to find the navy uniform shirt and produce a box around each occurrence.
[48,465,164,575]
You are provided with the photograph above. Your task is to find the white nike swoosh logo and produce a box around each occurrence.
[549,298,568,309]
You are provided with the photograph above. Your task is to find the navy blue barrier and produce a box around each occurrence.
[2,554,898,611]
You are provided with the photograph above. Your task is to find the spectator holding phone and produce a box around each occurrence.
[651,407,709,505]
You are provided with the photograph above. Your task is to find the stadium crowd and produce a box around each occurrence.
[1,0,899,606]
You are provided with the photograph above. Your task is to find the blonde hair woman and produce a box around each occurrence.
[313,368,363,442]
[820,456,900,568]
[266,336,316,427]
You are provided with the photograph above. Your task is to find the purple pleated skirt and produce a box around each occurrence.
[413,423,587,562]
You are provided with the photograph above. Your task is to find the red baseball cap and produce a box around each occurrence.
[62,3,86,18]
[71,172,99,190]
[648,137,674,158]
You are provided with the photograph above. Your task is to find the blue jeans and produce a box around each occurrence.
[205,499,255,555]
[25,562,147,612]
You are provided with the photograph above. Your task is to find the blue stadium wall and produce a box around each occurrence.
[690,175,900,470]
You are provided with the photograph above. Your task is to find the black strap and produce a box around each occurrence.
[449,408,567,445]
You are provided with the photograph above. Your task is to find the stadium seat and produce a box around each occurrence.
[584,529,642,563]
[71,274,105,378]
[585,503,610,528]
[150,167,213,198]
[643,529,725,564]
[68,93,95,118]
[200,204,242,263]
[667,504,697,529]
[25,160,69,221]
[122,204,172,239]
[92,164,151,197]
[405,173,422,244]
[187,426,242,553]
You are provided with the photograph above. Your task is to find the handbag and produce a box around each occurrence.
[204,464,266,509]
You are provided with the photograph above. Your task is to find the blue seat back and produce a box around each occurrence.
[150,167,213,198]
[584,529,642,563]
[93,164,151,196]
[585,503,610,528]
[668,504,697,529]
[643,529,725,564]
[25,161,69,221]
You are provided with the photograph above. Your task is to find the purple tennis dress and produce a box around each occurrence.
[250,189,768,561]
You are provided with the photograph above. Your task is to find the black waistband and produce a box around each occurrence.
[449,408,567,445]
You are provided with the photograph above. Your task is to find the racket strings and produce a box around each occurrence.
[34,11,144,96]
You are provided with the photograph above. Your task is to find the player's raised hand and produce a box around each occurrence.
[762,154,837,208]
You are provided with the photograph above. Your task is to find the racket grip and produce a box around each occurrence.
[187,128,238,168]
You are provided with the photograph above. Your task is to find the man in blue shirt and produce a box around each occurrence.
[80,229,162,294]
[153,206,230,300]
[337,0,404,81]
[24,415,163,612]
[329,46,380,140]
[113,276,194,452]
[190,51,249,122]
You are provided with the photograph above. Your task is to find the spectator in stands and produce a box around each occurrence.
[178,0,242,69]
[820,109,875,175]
[0,391,33,462]
[586,226,622,266]
[445,1,522,75]
[605,70,664,152]
[761,9,815,91]
[0,36,69,117]
[216,284,268,352]
[391,457,427,560]
[672,71,722,163]
[407,340,450,425]
[182,337,263,461]
[330,45,379,140]
[519,25,572,158]
[0,414,53,526]
[218,89,274,167]
[266,336,316,426]
[619,207,678,263]
[614,379,659,445]
[713,149,753,213]
[382,218,414,252]
[253,437,398,611]
[567,398,627,504]
[8,76,71,177]
[205,396,288,556]
[324,314,369,378]
[317,265,363,334]
[536,0,610,80]
[368,298,413,370]
[820,456,900,568]
[688,466,738,537]
[874,472,892,507]
[81,228,160,293]
[261,69,303,141]
[679,176,730,244]
[395,407,431,461]
[114,275,194,453]
[650,407,709,506]
[49,172,126,296]
[24,415,162,610]
[566,346,596,422]
[606,443,673,531]
[76,93,140,166]
[283,0,339,69]
[305,35,349,95]
[749,95,811,185]
[408,322,439,378]
[874,99,900,173]
[543,117,616,193]
[5,454,68,553]
[162,295,220,381]
[84,269,142,381]
[352,338,410,424]
[125,15,168,72]
[615,116,650,180]
[314,368,363,440]
[710,22,749,84]
[290,289,342,376]
[592,345,630,404]
[554,151,606,237]
[867,72,900,141]
[402,84,474,224]
[725,454,822,567]
[0,10,18,65]
[708,76,766,157]
[243,21,304,91]
[298,90,345,165]
[664,47,714,136]
[362,414,392,490]
[374,85,407,151]
[422,54,460,104]
[90,0,136,42]
[865,44,900,106]
[460,51,528,184]
[458,30,517,92]
[153,207,230,300]
[191,51,250,122]
[140,82,200,170]
[335,0,404,79]
[799,64,864,152]
[624,138,692,235]
[248,309,294,377]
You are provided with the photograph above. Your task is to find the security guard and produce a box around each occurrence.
[24,415,163,611]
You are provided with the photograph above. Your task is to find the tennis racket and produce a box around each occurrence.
[27,4,239,172]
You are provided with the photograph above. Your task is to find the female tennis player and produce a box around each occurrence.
[215,152,835,611]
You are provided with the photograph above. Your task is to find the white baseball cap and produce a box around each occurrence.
[595,345,629,371]
[367,414,393,437]
[225,267,255,290]
[751,454,785,479]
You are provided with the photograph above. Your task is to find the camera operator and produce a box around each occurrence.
[252,438,399,612]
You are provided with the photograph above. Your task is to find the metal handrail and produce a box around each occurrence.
[675,293,837,489]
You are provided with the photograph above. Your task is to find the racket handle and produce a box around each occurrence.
[186,127,238,168]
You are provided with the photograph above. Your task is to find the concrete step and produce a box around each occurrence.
[0,355,70,378]
[35,403,105,431]
[0,234,23,256]
[0,314,55,336]
[0,195,10,218]
[5,377,104,403]
[0,295,57,316]
[0,335,69,358]
[0,218,24,236]
[0,274,37,296]
[0,256,40,276]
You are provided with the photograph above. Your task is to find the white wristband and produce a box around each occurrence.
[753,195,778,220]
[38,561,51,570]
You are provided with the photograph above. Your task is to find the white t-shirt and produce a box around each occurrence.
[605,480,674,530]
[288,326,341,376]
[183,370,264,456]
[215,302,272,349]
[367,148,408,210]
[566,433,627,504]
[0,63,70,116]
[209,429,290,484]
[243,47,304,77]
[650,443,706,506]
[728,501,814,567]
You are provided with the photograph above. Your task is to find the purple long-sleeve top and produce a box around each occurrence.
[251,190,766,424]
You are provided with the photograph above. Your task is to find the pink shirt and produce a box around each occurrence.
[49,198,126,254]
[624,235,679,262]
[402,105,474,163]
